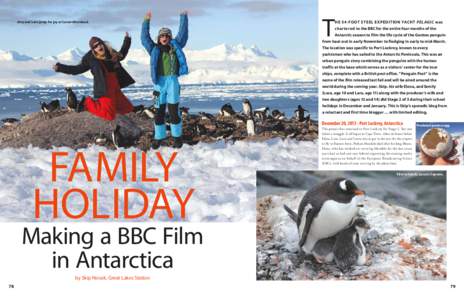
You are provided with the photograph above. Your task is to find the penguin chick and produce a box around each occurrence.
[334,217,370,272]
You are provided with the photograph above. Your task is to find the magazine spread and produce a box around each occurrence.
[0,0,462,299]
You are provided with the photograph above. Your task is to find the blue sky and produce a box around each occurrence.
[0,0,318,63]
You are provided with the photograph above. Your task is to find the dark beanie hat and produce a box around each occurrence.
[89,36,104,49]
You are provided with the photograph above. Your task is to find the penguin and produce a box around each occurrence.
[112,125,134,148]
[283,178,366,255]
[334,217,370,272]
[180,106,189,118]
[143,106,157,119]
[132,104,145,113]
[294,105,308,122]
[65,87,77,111]
[242,99,253,118]
[95,133,107,146]
[40,100,60,113]
[271,109,285,120]
[254,107,269,121]
[246,117,256,136]
[220,103,236,117]
[195,123,207,136]
[1,118,19,127]
[312,236,336,263]
[199,112,215,121]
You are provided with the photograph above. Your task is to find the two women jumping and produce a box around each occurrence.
[54,9,189,149]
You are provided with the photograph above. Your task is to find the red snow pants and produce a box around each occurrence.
[84,71,134,121]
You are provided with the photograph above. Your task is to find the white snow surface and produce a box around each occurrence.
[0,44,317,88]
[0,139,318,222]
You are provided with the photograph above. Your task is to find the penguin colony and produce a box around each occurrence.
[0,89,317,149]
[284,178,370,272]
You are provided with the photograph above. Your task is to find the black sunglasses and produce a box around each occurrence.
[92,42,103,49]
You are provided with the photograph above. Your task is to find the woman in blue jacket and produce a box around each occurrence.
[141,10,189,149]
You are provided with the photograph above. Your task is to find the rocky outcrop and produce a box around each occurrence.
[257,192,446,280]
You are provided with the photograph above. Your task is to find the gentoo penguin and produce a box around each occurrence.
[199,112,215,121]
[294,105,308,122]
[143,106,156,119]
[283,178,366,255]
[132,104,145,113]
[95,133,107,146]
[65,87,77,111]
[40,100,60,112]
[180,106,189,118]
[1,118,19,127]
[195,123,207,136]
[271,109,285,120]
[254,107,269,121]
[246,117,256,136]
[112,125,134,148]
[242,99,253,117]
[220,103,236,117]
[312,236,336,263]
[334,218,370,272]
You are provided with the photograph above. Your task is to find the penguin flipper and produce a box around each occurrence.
[299,208,316,248]
[283,205,299,224]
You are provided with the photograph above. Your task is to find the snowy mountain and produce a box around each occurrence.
[0,44,317,88]
[0,50,33,61]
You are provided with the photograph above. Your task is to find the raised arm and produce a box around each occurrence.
[54,59,90,75]
[119,32,131,60]
[175,12,188,48]
[141,10,155,53]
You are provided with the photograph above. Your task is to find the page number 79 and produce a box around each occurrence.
[8,284,14,288]
[450,284,456,289]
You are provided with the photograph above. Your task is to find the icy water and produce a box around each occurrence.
[0,82,318,121]
[257,171,447,219]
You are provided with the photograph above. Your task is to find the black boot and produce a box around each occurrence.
[173,137,183,149]
[151,139,163,150]
[77,96,86,113]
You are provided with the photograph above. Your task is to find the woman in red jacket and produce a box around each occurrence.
[53,33,135,121]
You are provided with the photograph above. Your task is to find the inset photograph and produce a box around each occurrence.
[416,122,464,165]
[256,171,446,280]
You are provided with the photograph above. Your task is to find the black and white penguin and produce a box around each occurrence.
[242,99,253,118]
[143,106,157,119]
[246,117,256,136]
[1,118,20,127]
[112,125,134,148]
[271,109,285,120]
[132,104,145,113]
[180,106,189,119]
[40,100,60,113]
[220,103,236,117]
[294,105,308,122]
[254,107,269,121]
[199,112,215,121]
[65,87,77,111]
[334,218,370,272]
[195,123,207,136]
[283,178,366,255]
[95,133,107,146]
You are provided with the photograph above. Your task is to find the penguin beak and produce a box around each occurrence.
[354,189,365,196]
